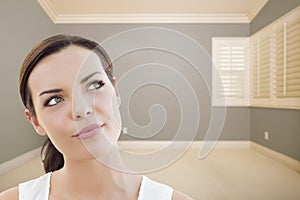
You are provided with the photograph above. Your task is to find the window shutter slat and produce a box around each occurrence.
[273,6,300,103]
[253,30,271,99]
[213,38,249,106]
[285,10,300,98]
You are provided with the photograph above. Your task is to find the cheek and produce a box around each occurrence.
[111,95,122,126]
[37,104,73,138]
[94,86,115,113]
[94,88,122,127]
[38,105,78,155]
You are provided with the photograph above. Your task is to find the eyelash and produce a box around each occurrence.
[44,95,64,107]
[43,80,105,107]
[87,80,105,91]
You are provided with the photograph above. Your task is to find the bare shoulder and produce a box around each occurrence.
[172,190,194,200]
[0,186,19,200]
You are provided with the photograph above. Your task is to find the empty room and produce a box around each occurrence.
[0,0,300,199]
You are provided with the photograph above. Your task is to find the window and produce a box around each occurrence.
[250,5,300,109]
[212,37,249,106]
[212,6,300,109]
[273,9,300,108]
[250,28,272,106]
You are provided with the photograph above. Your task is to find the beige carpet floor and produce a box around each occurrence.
[1,147,300,200]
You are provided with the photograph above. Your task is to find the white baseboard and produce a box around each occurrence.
[2,141,298,176]
[118,140,250,149]
[0,141,249,175]
[250,142,300,173]
[0,147,41,176]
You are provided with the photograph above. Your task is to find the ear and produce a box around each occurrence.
[25,109,47,136]
[112,77,121,106]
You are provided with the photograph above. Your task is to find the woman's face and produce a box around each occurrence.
[27,45,121,161]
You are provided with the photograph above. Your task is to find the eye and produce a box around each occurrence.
[87,80,105,91]
[44,95,64,107]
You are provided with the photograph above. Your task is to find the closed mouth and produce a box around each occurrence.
[72,123,105,138]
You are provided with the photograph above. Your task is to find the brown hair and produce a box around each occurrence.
[19,34,113,173]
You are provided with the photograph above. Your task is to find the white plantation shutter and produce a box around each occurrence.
[212,6,300,109]
[273,8,300,108]
[251,5,300,109]
[212,38,249,106]
[274,22,285,98]
[250,36,259,99]
[259,32,271,98]
[250,28,272,106]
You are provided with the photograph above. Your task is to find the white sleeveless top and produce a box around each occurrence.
[19,172,173,200]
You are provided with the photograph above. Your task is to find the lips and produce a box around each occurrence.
[72,123,105,139]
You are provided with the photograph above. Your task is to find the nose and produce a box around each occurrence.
[72,93,93,120]
[73,109,93,120]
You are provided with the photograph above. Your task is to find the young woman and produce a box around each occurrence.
[0,35,192,199]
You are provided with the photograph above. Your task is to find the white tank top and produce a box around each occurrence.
[19,172,173,200]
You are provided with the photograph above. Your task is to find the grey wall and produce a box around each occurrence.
[0,0,251,163]
[1,0,299,164]
[250,108,300,161]
[251,108,300,161]
[0,0,56,164]
[250,0,300,34]
[250,0,300,161]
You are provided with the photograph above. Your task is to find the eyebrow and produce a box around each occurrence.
[38,71,103,97]
[39,89,62,97]
[80,71,103,84]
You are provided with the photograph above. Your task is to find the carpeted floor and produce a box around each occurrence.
[1,146,300,199]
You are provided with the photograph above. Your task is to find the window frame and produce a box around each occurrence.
[212,37,250,107]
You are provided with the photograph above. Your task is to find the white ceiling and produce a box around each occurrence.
[38,0,268,23]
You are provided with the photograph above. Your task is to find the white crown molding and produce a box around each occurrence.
[54,13,250,24]
[37,0,57,22]
[247,0,268,22]
[37,0,252,24]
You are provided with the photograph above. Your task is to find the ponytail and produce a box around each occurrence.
[41,138,64,173]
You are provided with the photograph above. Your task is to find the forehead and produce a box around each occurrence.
[34,45,104,78]
[28,45,105,94]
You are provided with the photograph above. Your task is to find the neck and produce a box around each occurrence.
[52,147,141,199]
